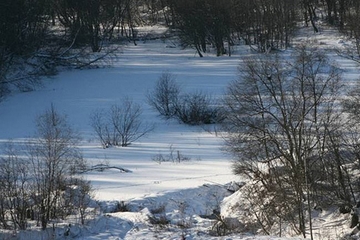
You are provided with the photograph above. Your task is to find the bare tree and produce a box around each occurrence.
[147,71,180,119]
[91,98,154,147]
[222,45,345,237]
[90,108,113,148]
[28,104,86,229]
[111,98,154,147]
[0,143,30,230]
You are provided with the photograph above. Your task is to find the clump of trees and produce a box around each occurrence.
[222,45,360,238]
[147,72,223,125]
[0,105,91,230]
[90,98,154,148]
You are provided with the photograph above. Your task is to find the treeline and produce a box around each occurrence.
[168,0,360,56]
[1,0,360,99]
[0,0,155,101]
[2,0,360,56]
[0,0,146,55]
[168,0,297,56]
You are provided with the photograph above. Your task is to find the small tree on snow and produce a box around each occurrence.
[90,109,113,147]
[147,71,180,119]
[111,98,154,146]
[91,98,154,147]
[28,104,87,230]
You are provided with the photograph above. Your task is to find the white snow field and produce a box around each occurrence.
[0,24,360,239]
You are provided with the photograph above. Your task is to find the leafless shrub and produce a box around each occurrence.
[210,214,230,236]
[148,72,223,125]
[174,91,223,125]
[210,214,244,237]
[91,98,154,147]
[150,204,167,215]
[112,201,129,213]
[151,145,191,164]
[147,202,170,229]
[90,109,113,148]
[148,214,170,227]
[147,71,180,119]
[151,153,168,164]
[174,92,206,124]
[0,142,30,230]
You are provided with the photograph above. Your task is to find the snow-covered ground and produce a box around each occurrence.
[0,35,241,201]
[1,24,360,239]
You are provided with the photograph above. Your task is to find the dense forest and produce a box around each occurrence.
[1,0,360,101]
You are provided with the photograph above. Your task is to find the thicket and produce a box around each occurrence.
[90,98,154,147]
